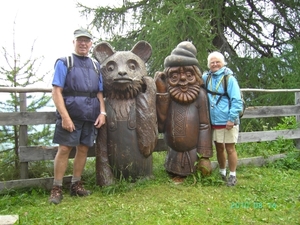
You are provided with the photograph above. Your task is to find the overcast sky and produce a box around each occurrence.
[1,0,122,87]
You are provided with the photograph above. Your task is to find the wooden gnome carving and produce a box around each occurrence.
[155,41,213,178]
[93,41,158,186]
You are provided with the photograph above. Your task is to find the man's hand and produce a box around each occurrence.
[94,114,106,128]
[62,117,75,132]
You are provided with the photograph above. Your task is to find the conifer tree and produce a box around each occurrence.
[80,0,300,130]
[0,24,53,175]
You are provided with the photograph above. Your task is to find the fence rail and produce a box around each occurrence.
[1,87,300,192]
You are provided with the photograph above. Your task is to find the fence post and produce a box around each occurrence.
[19,93,29,179]
[295,92,300,149]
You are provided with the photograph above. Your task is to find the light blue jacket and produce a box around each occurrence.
[202,66,243,125]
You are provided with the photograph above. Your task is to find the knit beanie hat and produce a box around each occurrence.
[164,41,199,68]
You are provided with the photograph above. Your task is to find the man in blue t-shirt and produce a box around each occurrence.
[49,28,106,204]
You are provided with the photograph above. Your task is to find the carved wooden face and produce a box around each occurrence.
[167,66,200,104]
[168,66,197,89]
[103,52,147,83]
[93,41,152,100]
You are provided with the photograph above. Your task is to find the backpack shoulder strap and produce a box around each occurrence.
[206,72,212,88]
[204,72,226,97]
[62,55,100,76]
[66,55,73,71]
[222,67,233,92]
[222,74,230,94]
[91,58,100,75]
[214,75,230,105]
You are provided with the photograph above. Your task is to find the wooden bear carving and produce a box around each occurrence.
[93,41,158,186]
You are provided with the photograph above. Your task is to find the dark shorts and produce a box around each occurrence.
[53,119,98,147]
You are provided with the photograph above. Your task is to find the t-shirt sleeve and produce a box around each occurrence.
[52,60,67,87]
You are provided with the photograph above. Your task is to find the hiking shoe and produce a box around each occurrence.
[220,174,227,182]
[70,181,91,197]
[227,175,237,186]
[49,185,63,204]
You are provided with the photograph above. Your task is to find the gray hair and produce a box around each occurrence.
[207,51,226,68]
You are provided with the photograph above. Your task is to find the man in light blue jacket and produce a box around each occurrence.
[202,51,243,186]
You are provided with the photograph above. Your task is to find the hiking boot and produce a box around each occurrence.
[70,181,91,197]
[227,175,237,186]
[49,185,63,204]
[220,174,227,182]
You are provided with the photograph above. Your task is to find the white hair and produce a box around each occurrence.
[207,51,226,68]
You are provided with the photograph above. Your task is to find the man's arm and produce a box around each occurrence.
[52,85,75,132]
[94,92,106,128]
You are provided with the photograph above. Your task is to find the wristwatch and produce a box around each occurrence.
[100,112,107,116]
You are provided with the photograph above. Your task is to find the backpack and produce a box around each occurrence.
[204,73,245,118]
[65,55,100,75]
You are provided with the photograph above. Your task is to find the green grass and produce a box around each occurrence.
[0,151,300,225]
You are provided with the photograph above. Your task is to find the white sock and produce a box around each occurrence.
[219,168,226,176]
[229,171,236,177]
[53,179,63,186]
[71,176,81,184]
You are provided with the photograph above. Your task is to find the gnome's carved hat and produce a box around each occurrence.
[164,41,200,68]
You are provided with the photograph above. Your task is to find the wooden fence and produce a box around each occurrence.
[1,87,300,192]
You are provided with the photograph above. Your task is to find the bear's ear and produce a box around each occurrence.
[93,42,115,64]
[131,41,152,63]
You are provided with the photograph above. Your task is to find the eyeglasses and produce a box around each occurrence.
[76,39,91,44]
[210,61,221,65]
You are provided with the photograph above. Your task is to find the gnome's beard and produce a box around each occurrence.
[168,84,200,104]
